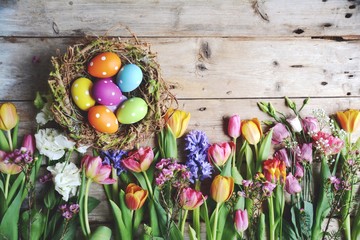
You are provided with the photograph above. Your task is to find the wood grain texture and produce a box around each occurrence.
[0,0,359,37]
[0,37,359,101]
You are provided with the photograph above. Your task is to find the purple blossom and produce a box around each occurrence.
[242,180,253,188]
[59,203,80,220]
[62,211,73,219]
[285,173,301,195]
[39,173,53,183]
[5,148,33,165]
[294,162,304,179]
[69,203,80,213]
[100,149,127,176]
[296,143,313,164]
[272,123,290,144]
[274,148,291,167]
[184,130,213,182]
[302,117,320,135]
[262,181,276,196]
[155,158,190,188]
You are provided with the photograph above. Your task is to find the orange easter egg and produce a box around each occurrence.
[88,105,119,133]
[87,52,121,78]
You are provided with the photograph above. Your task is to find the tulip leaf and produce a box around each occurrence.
[189,225,198,240]
[7,173,25,205]
[89,226,112,240]
[0,130,10,152]
[200,200,212,240]
[244,143,254,179]
[209,204,229,240]
[119,190,132,230]
[231,166,243,185]
[132,172,147,192]
[283,219,299,240]
[11,121,19,149]
[163,127,178,159]
[221,155,232,177]
[221,209,237,240]
[256,213,266,240]
[109,199,131,240]
[20,209,46,240]
[257,129,273,172]
[148,197,161,237]
[133,206,144,236]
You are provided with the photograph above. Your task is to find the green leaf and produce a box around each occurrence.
[209,204,229,240]
[7,173,25,205]
[256,213,266,240]
[244,143,254,179]
[44,187,57,209]
[11,121,19,149]
[89,226,112,240]
[163,127,178,159]
[221,208,237,240]
[257,129,273,172]
[20,209,45,240]
[283,219,299,240]
[231,166,243,185]
[221,155,232,177]
[200,200,212,240]
[45,212,62,238]
[109,199,131,240]
[119,190,132,230]
[87,196,101,213]
[0,130,10,152]
[133,206,144,236]
[189,225,198,240]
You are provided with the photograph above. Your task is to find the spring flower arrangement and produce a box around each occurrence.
[1,95,359,240]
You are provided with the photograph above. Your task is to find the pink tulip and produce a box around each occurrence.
[228,114,241,139]
[22,134,36,155]
[208,142,234,167]
[179,187,206,210]
[234,209,249,233]
[81,155,116,184]
[122,147,154,173]
[285,173,302,194]
[272,123,290,145]
[0,150,21,175]
[302,117,320,135]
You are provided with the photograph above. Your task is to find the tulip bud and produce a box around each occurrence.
[179,187,206,210]
[208,142,233,167]
[228,114,241,139]
[0,102,19,131]
[0,150,21,175]
[164,108,191,138]
[125,183,148,210]
[122,147,154,173]
[241,118,263,145]
[336,109,360,133]
[22,134,36,155]
[234,209,249,234]
[210,175,234,203]
[81,155,116,184]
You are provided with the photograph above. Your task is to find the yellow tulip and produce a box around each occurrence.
[210,175,234,203]
[336,109,360,133]
[241,118,263,145]
[0,103,19,131]
[164,108,191,138]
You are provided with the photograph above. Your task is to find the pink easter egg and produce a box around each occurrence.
[92,79,122,106]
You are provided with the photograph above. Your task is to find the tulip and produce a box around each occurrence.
[287,116,302,133]
[228,114,241,139]
[210,175,234,203]
[336,109,360,133]
[208,142,233,167]
[81,155,116,184]
[272,123,290,145]
[179,187,206,210]
[302,117,320,134]
[125,183,148,210]
[241,118,263,145]
[164,108,191,138]
[122,147,154,173]
[0,102,19,131]
[0,150,21,175]
[21,134,36,155]
[263,158,286,183]
[285,173,301,194]
[234,209,249,235]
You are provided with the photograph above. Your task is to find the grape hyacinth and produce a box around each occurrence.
[4,147,33,165]
[100,149,127,176]
[184,130,213,183]
[59,203,80,220]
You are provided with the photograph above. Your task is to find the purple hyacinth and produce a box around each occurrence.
[4,148,33,165]
[184,130,213,183]
[100,149,127,176]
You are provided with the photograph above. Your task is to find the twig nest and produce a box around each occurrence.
[48,37,174,150]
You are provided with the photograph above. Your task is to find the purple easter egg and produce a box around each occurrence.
[92,79,122,106]
[105,95,128,112]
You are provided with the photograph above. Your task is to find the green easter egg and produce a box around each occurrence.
[116,97,148,124]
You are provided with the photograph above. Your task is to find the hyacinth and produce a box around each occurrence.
[4,147,33,165]
[312,131,344,156]
[184,130,213,182]
[101,149,127,176]
[155,158,190,188]
[59,203,80,220]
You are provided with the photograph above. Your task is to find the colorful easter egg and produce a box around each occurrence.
[88,105,119,133]
[116,97,148,124]
[71,77,96,111]
[87,52,121,78]
[105,95,128,112]
[116,64,143,92]
[92,79,123,106]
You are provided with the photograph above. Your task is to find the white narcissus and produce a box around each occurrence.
[47,162,81,201]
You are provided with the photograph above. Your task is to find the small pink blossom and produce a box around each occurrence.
[312,132,344,156]
[296,143,313,163]
[272,123,290,145]
[302,117,320,135]
[294,162,304,179]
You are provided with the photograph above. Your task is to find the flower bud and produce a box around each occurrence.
[164,108,191,138]
[208,142,234,167]
[228,114,241,139]
[287,116,302,133]
[241,118,263,145]
[336,109,360,133]
[22,134,36,155]
[125,183,148,210]
[0,102,19,131]
[234,209,249,233]
[285,173,302,194]
[210,175,234,203]
[179,187,206,210]
[122,147,154,173]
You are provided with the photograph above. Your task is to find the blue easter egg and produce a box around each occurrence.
[116,64,143,92]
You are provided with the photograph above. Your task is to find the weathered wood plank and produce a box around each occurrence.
[0,0,359,37]
[0,37,359,101]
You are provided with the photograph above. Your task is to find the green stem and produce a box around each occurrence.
[7,130,13,151]
[111,168,119,204]
[212,203,221,240]
[268,196,275,240]
[61,149,73,172]
[180,209,189,236]
[4,173,10,199]
[84,179,92,237]
[193,180,201,239]
[142,171,153,198]
[232,138,237,168]
[43,208,50,240]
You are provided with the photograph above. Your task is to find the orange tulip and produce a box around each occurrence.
[164,108,191,138]
[0,103,19,131]
[241,118,263,145]
[125,183,148,210]
[336,109,360,133]
[210,175,234,203]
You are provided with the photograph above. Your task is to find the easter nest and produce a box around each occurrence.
[48,37,175,150]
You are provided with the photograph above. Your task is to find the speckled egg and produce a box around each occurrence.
[116,64,143,92]
[88,52,121,78]
[71,77,96,111]
[106,95,128,112]
[116,97,148,124]
[92,79,123,106]
[88,106,119,133]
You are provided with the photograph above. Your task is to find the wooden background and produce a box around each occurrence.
[1,0,359,231]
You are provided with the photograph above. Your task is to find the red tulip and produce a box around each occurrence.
[125,183,148,210]
[179,187,206,210]
[122,147,154,173]
[81,155,116,184]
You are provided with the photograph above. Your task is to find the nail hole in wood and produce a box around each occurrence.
[349,5,356,9]
[293,28,304,34]
[273,61,279,66]
[199,107,207,111]
[345,13,352,18]
[323,23,332,27]
[197,63,208,71]
[321,82,328,86]
[347,92,352,96]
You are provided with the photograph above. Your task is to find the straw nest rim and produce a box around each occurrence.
[48,37,175,150]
